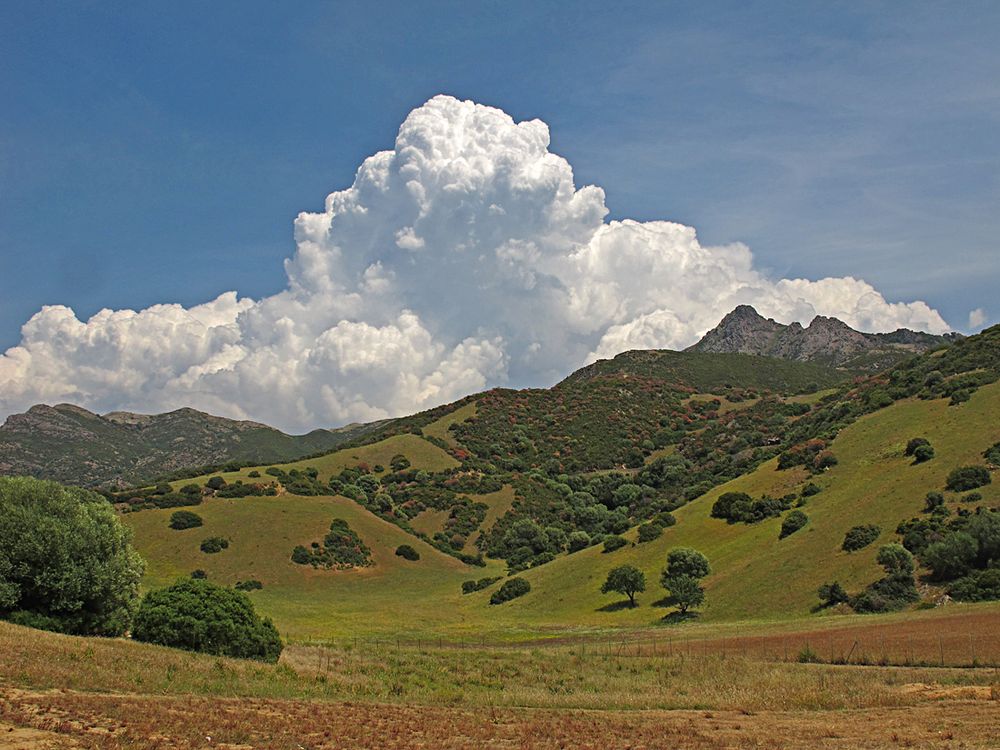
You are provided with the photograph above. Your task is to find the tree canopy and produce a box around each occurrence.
[0,476,144,636]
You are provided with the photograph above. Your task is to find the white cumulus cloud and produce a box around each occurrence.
[0,95,953,432]
[968,308,988,330]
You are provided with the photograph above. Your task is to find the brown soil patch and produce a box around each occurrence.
[2,686,998,749]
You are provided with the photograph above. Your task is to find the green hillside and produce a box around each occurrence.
[459,380,1000,629]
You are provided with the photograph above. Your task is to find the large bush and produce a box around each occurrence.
[489,577,531,605]
[132,579,282,662]
[169,510,203,530]
[779,510,808,539]
[945,466,991,492]
[0,477,144,636]
[842,524,880,552]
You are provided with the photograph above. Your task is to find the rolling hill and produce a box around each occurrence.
[0,403,381,487]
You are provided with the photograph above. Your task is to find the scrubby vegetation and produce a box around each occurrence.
[461,576,502,594]
[842,524,881,552]
[395,544,420,561]
[711,491,794,525]
[945,465,992,492]
[132,579,282,661]
[779,510,809,539]
[0,477,144,636]
[169,510,203,530]
[489,577,530,605]
[291,518,373,569]
[200,536,230,554]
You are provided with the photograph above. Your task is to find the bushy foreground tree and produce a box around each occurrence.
[132,579,282,662]
[0,477,144,636]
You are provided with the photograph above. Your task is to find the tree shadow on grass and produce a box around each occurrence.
[659,610,699,625]
[596,599,637,612]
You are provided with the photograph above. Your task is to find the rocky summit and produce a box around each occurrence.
[687,305,961,370]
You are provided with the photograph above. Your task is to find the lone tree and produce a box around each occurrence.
[661,547,711,615]
[0,477,144,636]
[601,565,646,607]
[132,578,282,662]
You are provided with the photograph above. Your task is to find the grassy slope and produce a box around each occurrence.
[132,384,999,640]
[172,433,458,488]
[422,401,477,447]
[461,382,1000,630]
[126,494,502,639]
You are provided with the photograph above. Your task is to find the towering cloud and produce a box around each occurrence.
[0,96,951,432]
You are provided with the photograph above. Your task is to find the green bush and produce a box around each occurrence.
[662,574,704,613]
[800,483,822,497]
[294,519,372,569]
[948,568,1000,602]
[817,581,849,607]
[566,530,591,552]
[169,510,203,530]
[200,536,229,554]
[637,522,663,543]
[924,492,945,512]
[945,466,991,492]
[489,577,531,605]
[779,510,808,539]
[842,524,880,552]
[206,476,226,491]
[0,477,144,636]
[132,579,282,662]
[234,579,263,591]
[602,535,627,553]
[395,544,420,561]
[985,442,1000,466]
[912,444,935,463]
[923,533,977,580]
[190,569,207,579]
[461,576,502,595]
[905,437,930,457]
[664,547,711,579]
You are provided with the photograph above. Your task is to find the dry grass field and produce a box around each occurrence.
[2,619,999,749]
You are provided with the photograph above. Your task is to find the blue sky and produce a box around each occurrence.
[1,2,998,424]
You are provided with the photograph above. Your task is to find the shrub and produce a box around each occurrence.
[924,492,945,512]
[602,535,627,553]
[566,530,591,553]
[912,444,935,463]
[294,519,373,569]
[945,466,991,492]
[200,537,229,554]
[842,524,880,552]
[395,544,420,561]
[710,492,751,520]
[234,579,263,591]
[132,579,282,662]
[962,492,983,504]
[600,565,646,606]
[905,437,930,457]
[637,522,663,543]
[489,577,530,605]
[948,569,1000,602]
[206,476,226,491]
[190,569,207,579]
[800,483,822,497]
[169,510,203,530]
[0,477,144,636]
[817,581,849,607]
[985,442,1000,466]
[923,533,977,580]
[248,470,261,478]
[779,510,808,539]
[461,576,502,595]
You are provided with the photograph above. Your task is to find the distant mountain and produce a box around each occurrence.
[687,305,961,370]
[0,404,380,487]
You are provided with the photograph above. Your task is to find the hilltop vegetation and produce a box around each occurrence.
[0,403,380,486]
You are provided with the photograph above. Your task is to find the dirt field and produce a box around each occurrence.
[1,685,998,749]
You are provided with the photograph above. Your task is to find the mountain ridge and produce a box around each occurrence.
[686,304,960,369]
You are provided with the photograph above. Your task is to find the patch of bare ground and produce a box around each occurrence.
[1,687,998,750]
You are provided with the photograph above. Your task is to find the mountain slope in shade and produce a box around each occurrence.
[0,403,379,487]
[686,305,961,370]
